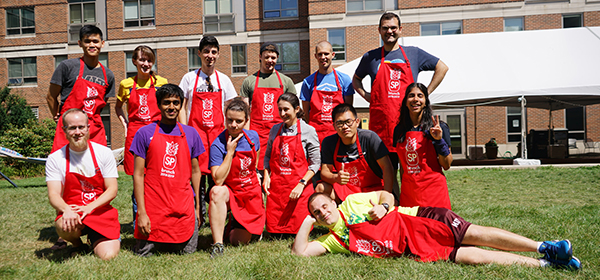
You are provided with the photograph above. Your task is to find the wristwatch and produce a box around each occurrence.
[381,203,390,212]
[299,179,307,186]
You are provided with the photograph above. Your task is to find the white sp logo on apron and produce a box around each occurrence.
[138,94,151,119]
[322,95,334,113]
[263,93,275,115]
[387,69,402,97]
[202,99,214,121]
[162,141,179,171]
[347,165,360,187]
[83,87,98,114]
[356,239,394,256]
[279,143,291,168]
[239,157,252,178]
[405,137,419,167]
[80,179,97,205]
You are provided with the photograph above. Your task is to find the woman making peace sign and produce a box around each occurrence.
[393,82,453,209]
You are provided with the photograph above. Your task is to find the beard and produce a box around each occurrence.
[68,133,90,151]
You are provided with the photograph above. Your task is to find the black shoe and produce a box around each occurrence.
[210,243,224,258]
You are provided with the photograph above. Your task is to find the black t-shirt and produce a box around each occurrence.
[50,58,116,104]
[321,129,389,178]
[393,122,451,155]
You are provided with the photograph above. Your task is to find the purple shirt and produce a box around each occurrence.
[130,122,205,160]
[209,129,260,168]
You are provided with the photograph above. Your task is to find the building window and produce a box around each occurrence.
[264,0,298,18]
[204,0,234,33]
[126,51,153,78]
[101,104,111,148]
[68,1,96,42]
[8,58,37,86]
[274,42,300,72]
[566,107,585,140]
[421,21,462,36]
[506,107,523,142]
[99,53,108,67]
[504,17,523,32]
[31,107,39,119]
[563,14,582,28]
[55,55,68,69]
[6,7,35,35]
[328,29,346,62]
[188,48,202,72]
[231,45,247,74]
[124,0,155,27]
[347,0,382,12]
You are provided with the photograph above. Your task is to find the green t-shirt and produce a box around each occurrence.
[315,192,419,254]
[240,70,297,103]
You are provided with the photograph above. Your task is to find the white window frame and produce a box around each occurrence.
[123,0,155,28]
[8,57,37,87]
[263,0,298,19]
[68,1,97,43]
[274,42,300,73]
[346,0,383,12]
[328,28,346,62]
[421,21,462,36]
[204,0,235,33]
[6,7,35,36]
[231,44,247,75]
[504,17,524,32]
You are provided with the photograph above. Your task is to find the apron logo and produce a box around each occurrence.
[79,179,97,205]
[162,141,179,171]
[83,87,99,114]
[355,239,394,256]
[322,95,334,114]
[263,93,275,115]
[239,157,252,178]
[405,137,421,174]
[388,69,402,97]
[202,99,214,122]
[138,94,150,119]
[280,143,291,168]
[347,166,360,187]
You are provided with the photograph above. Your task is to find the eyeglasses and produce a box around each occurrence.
[206,76,214,92]
[64,125,89,132]
[334,118,356,128]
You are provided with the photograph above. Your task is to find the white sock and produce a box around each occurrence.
[536,241,544,254]
[539,259,550,267]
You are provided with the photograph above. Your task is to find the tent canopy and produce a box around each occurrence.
[296,26,600,111]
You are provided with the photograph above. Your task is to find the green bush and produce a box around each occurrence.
[0,86,36,135]
[0,119,55,178]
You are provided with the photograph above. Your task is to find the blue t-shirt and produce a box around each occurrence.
[130,122,205,160]
[209,129,261,168]
[354,46,439,86]
[300,70,355,102]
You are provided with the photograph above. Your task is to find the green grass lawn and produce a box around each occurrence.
[0,166,598,279]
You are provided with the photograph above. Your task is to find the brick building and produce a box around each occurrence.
[1,0,599,158]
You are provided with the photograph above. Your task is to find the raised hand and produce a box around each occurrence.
[367,199,387,220]
[226,133,243,154]
[430,115,442,141]
[337,163,350,185]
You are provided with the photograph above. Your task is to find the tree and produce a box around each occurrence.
[0,86,36,135]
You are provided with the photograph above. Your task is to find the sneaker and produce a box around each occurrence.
[540,240,573,263]
[210,243,224,258]
[551,256,582,270]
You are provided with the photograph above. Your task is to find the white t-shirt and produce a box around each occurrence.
[178,69,238,122]
[45,142,119,184]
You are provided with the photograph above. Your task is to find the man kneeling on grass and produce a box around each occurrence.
[292,191,580,270]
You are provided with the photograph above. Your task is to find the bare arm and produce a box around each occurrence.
[376,156,395,194]
[191,157,201,224]
[367,190,396,220]
[352,74,370,103]
[178,98,188,125]
[301,100,310,123]
[292,216,328,257]
[115,99,128,132]
[211,134,243,185]
[344,94,354,106]
[438,152,453,171]
[320,163,349,185]
[133,155,151,236]
[48,180,82,232]
[47,84,62,122]
[427,60,448,94]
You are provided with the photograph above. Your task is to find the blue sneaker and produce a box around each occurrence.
[540,240,573,262]
[554,256,581,270]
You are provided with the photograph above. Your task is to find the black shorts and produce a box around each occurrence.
[417,207,472,262]
[81,226,119,246]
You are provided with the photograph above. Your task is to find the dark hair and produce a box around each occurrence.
[379,12,401,28]
[307,192,334,218]
[332,103,357,121]
[225,97,250,120]
[199,35,220,51]
[260,42,279,55]
[395,83,434,144]
[62,108,88,128]
[132,45,157,82]
[155,84,184,105]
[79,25,103,41]
[277,92,304,120]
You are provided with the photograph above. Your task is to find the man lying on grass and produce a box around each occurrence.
[292,191,580,270]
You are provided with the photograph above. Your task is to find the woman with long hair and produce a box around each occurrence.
[393,82,453,209]
[263,93,319,238]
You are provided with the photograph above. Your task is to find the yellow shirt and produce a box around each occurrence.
[117,75,168,102]
[315,192,419,254]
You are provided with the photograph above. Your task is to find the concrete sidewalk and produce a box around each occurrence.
[448,163,600,170]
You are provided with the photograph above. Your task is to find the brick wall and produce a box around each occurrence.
[401,22,420,37]
[525,14,562,30]
[309,0,345,15]
[1,3,68,47]
[464,17,503,33]
[586,104,600,141]
[465,106,506,145]
[399,0,522,10]
[346,25,380,62]
[308,28,327,74]
[584,11,600,26]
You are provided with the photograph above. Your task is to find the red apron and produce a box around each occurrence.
[309,70,345,143]
[123,76,161,175]
[250,71,284,170]
[330,210,454,262]
[331,135,384,201]
[56,142,120,240]
[223,131,266,235]
[52,58,108,152]
[369,46,414,153]
[397,131,451,209]
[188,70,225,174]
[266,122,314,234]
[134,123,195,243]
